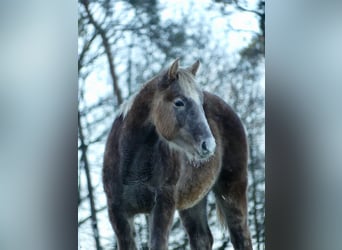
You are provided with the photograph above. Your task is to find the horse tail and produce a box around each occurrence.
[214,193,229,229]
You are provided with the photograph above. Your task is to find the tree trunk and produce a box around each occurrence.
[78,111,103,250]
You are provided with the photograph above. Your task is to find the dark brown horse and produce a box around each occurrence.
[103,59,252,250]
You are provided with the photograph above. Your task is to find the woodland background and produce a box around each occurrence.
[78,0,265,249]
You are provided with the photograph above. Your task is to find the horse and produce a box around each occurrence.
[103,58,253,250]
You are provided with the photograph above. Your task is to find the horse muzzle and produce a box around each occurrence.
[198,136,216,159]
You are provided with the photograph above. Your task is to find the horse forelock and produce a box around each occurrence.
[177,69,202,104]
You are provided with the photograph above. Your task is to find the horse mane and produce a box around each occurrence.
[116,74,161,118]
[118,92,138,118]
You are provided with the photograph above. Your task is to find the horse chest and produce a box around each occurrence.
[122,140,178,186]
[176,157,221,210]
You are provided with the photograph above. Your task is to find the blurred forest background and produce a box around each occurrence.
[78,0,264,249]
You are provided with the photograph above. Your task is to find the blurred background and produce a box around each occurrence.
[78,0,265,249]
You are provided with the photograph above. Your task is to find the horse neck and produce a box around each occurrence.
[124,80,157,129]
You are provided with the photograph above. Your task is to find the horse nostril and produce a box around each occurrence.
[200,137,216,156]
[202,141,208,153]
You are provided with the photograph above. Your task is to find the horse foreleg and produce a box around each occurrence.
[108,202,137,250]
[149,187,175,250]
[179,196,213,250]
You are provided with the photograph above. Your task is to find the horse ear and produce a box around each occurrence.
[187,60,200,76]
[168,58,180,80]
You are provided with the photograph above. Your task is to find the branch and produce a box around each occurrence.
[79,95,113,116]
[80,0,123,105]
[233,0,263,17]
[233,0,265,37]
[227,23,260,36]
[78,206,107,227]
[78,30,99,73]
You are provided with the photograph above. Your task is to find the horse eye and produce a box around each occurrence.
[174,99,185,107]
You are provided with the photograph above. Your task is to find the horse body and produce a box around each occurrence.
[103,59,252,250]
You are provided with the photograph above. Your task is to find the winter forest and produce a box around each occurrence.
[78,0,265,249]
